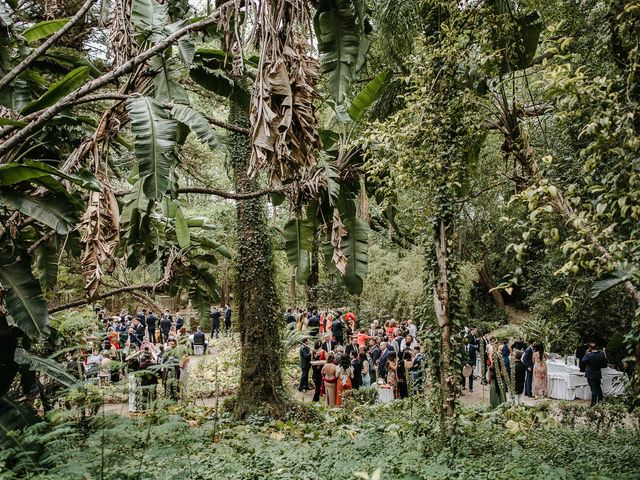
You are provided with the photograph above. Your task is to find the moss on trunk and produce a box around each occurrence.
[228,95,290,418]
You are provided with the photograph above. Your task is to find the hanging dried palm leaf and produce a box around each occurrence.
[79,116,121,301]
[109,0,138,67]
[331,207,347,274]
[247,0,320,185]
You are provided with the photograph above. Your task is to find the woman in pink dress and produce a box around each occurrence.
[532,343,548,399]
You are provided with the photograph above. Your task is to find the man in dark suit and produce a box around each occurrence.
[332,316,344,345]
[307,310,320,337]
[285,308,296,325]
[136,309,147,328]
[583,342,608,406]
[522,339,535,397]
[378,342,394,381]
[369,339,380,383]
[298,338,311,391]
[210,307,221,339]
[224,305,232,334]
[160,314,172,343]
[321,334,336,353]
[132,318,145,344]
[460,337,477,392]
[146,311,157,344]
[345,336,359,359]
[192,327,208,354]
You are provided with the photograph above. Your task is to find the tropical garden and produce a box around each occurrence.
[0,0,639,478]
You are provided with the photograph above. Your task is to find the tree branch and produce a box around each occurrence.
[0,9,226,159]
[113,185,284,200]
[203,113,250,135]
[0,0,97,92]
[48,283,165,314]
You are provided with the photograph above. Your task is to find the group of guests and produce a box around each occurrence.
[97,307,188,348]
[461,327,610,408]
[298,316,424,406]
[79,307,200,410]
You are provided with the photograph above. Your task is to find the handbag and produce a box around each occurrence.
[462,364,474,378]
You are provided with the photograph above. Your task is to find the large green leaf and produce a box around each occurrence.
[14,348,77,387]
[0,258,49,340]
[191,235,231,259]
[126,96,177,201]
[36,49,102,77]
[0,189,77,234]
[591,266,636,298]
[348,69,391,122]
[174,205,190,248]
[0,160,101,191]
[166,20,195,65]
[35,242,58,291]
[20,66,90,115]
[131,0,168,43]
[314,0,360,105]
[341,217,368,294]
[22,18,69,43]
[189,284,214,323]
[283,218,315,284]
[152,55,189,103]
[189,65,235,97]
[171,104,218,149]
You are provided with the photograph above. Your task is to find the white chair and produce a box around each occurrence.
[193,344,205,356]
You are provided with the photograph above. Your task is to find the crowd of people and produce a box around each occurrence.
[73,306,221,411]
[460,327,610,407]
[296,311,424,406]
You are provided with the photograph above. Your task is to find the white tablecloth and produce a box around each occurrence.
[377,385,394,403]
[547,361,624,400]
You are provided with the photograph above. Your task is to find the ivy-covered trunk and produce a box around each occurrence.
[228,95,288,418]
[432,219,457,439]
[306,230,319,309]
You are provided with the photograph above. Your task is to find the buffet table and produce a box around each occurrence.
[547,360,625,400]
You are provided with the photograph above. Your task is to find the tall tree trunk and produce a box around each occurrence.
[229,95,288,418]
[306,230,319,309]
[433,220,456,438]
[478,257,505,309]
[289,265,297,308]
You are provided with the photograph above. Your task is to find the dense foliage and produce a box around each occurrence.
[2,399,639,479]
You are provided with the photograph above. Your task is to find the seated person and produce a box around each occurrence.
[191,327,208,353]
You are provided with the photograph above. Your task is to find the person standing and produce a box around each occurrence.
[132,318,145,345]
[146,311,157,345]
[160,314,172,344]
[298,338,311,392]
[335,355,354,406]
[175,313,184,331]
[582,342,608,406]
[311,341,326,402]
[210,307,221,339]
[513,351,526,404]
[350,351,362,389]
[407,319,417,338]
[307,310,320,337]
[378,342,393,382]
[461,337,477,393]
[332,315,344,345]
[522,339,535,397]
[369,339,380,383]
[359,351,371,387]
[532,342,548,399]
[224,304,232,335]
[321,353,338,406]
